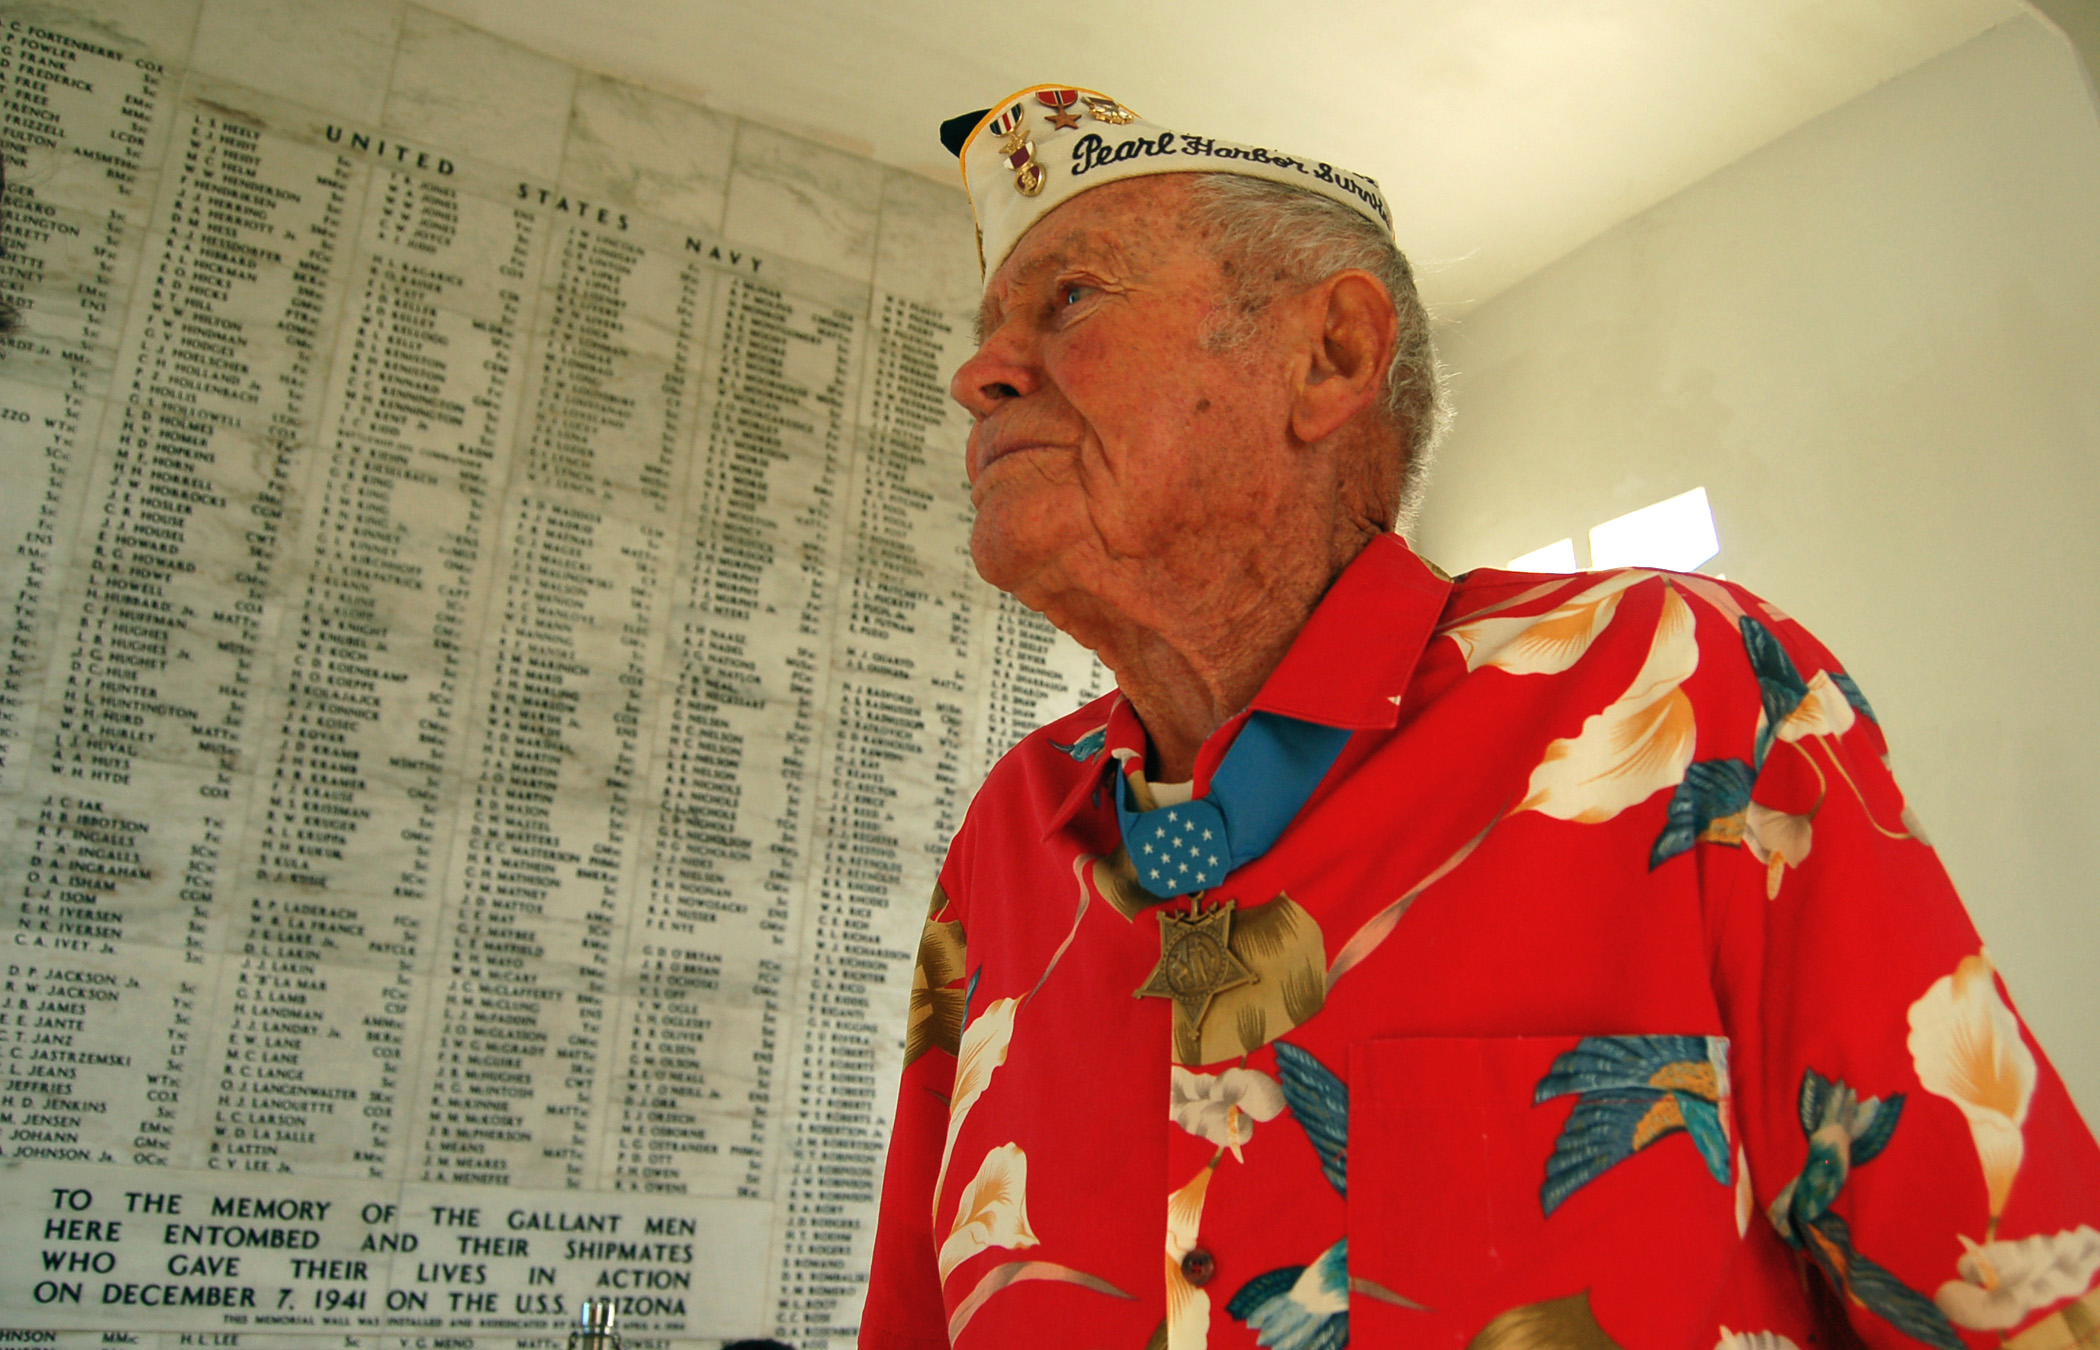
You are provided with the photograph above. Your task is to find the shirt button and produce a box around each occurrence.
[1180,1248,1215,1288]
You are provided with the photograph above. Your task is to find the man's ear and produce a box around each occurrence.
[1288,270,1399,445]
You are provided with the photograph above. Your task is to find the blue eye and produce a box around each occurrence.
[1063,284,1095,306]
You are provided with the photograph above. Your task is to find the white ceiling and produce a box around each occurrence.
[419,0,2023,316]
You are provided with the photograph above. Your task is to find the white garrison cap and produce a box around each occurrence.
[942,84,1394,280]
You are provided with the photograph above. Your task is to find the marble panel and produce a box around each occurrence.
[0,2,1053,1342]
[4,3,180,219]
[721,118,885,282]
[563,71,736,231]
[189,0,403,122]
[873,167,980,315]
[10,0,202,63]
[382,5,574,180]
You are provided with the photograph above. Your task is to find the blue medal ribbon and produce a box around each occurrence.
[1113,711,1353,898]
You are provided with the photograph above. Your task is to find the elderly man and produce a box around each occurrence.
[865,88,2100,1350]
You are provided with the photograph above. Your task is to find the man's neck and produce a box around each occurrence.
[1052,520,1378,782]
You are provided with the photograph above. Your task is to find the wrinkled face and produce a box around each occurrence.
[950,175,1299,610]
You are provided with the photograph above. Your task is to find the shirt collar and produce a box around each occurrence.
[1042,534,1452,836]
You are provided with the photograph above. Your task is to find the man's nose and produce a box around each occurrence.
[949,325,1038,418]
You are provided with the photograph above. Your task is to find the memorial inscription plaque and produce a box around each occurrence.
[0,2,1109,1346]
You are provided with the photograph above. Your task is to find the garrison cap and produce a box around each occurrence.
[943,85,1393,279]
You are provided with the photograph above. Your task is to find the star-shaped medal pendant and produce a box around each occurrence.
[1045,107,1080,131]
[1135,900,1256,1047]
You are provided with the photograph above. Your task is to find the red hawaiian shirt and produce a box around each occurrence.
[865,534,2100,1349]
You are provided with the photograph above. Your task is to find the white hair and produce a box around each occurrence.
[1184,174,1449,535]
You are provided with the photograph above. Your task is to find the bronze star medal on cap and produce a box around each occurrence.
[1037,88,1082,131]
[1135,900,1256,1040]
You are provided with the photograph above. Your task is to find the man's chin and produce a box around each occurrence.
[968,518,1062,605]
[966,533,1029,597]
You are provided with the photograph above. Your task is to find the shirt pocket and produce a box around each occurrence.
[1347,1034,1744,1349]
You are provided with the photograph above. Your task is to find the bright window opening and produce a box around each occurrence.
[1506,537,1579,572]
[1589,487,1720,572]
[1506,487,1722,575]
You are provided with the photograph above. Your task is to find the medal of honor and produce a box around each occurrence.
[1135,899,1256,1037]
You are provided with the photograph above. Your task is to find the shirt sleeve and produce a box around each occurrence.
[1704,598,2100,1349]
[861,874,967,1349]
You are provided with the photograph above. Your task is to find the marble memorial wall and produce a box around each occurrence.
[0,1,1111,1346]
